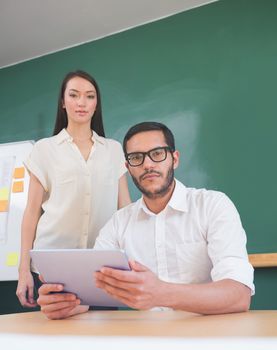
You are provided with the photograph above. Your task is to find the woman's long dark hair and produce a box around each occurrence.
[53,70,105,137]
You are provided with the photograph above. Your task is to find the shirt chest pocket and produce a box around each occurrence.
[93,162,115,187]
[175,241,212,284]
[56,172,76,186]
[52,172,78,202]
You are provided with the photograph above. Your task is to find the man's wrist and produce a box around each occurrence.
[156,281,176,308]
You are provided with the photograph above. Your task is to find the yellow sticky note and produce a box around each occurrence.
[0,187,9,200]
[12,181,24,193]
[13,167,25,179]
[0,200,8,212]
[6,252,19,267]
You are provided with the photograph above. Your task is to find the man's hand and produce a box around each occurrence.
[37,283,88,319]
[95,260,165,309]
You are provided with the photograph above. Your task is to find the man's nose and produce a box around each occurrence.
[143,154,155,169]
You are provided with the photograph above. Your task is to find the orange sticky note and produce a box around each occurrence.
[0,200,8,212]
[12,181,24,193]
[13,167,25,179]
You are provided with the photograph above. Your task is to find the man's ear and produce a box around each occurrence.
[172,150,180,170]
[125,161,130,171]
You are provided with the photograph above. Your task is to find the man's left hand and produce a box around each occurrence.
[95,260,165,309]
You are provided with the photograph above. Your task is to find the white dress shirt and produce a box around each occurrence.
[94,179,254,294]
[25,129,126,258]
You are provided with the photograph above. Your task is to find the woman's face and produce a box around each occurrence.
[63,76,97,126]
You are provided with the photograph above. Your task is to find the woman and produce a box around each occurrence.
[16,70,131,307]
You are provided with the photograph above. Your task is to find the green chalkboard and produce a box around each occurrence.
[0,0,277,311]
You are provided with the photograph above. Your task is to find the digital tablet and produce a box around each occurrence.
[30,249,130,307]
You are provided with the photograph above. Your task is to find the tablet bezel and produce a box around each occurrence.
[30,249,130,307]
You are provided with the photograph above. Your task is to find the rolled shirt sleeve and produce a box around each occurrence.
[206,192,254,294]
[113,140,127,179]
[24,139,49,191]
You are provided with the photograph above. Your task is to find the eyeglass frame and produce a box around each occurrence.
[125,146,173,167]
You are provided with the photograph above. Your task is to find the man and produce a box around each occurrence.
[38,122,254,319]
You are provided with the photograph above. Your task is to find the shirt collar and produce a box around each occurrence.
[91,130,105,145]
[167,179,188,212]
[138,178,188,216]
[55,128,105,145]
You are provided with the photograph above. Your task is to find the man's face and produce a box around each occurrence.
[125,130,179,199]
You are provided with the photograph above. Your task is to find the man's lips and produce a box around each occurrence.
[140,171,161,181]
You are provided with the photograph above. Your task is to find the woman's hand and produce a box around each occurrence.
[16,270,37,307]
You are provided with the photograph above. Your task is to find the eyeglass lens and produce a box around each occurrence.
[128,147,169,166]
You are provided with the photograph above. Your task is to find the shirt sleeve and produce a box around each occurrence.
[23,140,49,191]
[206,192,255,295]
[94,213,121,250]
[112,140,127,179]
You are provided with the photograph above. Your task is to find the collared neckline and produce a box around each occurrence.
[91,129,105,145]
[55,128,105,145]
[167,179,188,212]
[138,178,189,216]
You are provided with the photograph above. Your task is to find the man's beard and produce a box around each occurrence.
[131,165,174,199]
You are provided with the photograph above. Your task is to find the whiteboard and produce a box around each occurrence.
[0,141,34,281]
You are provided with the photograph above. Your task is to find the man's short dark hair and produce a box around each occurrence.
[123,121,175,156]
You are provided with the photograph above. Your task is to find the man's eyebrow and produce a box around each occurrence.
[128,146,167,154]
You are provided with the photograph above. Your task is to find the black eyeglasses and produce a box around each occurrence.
[126,146,173,167]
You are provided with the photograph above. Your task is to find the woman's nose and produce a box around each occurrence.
[77,96,86,106]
